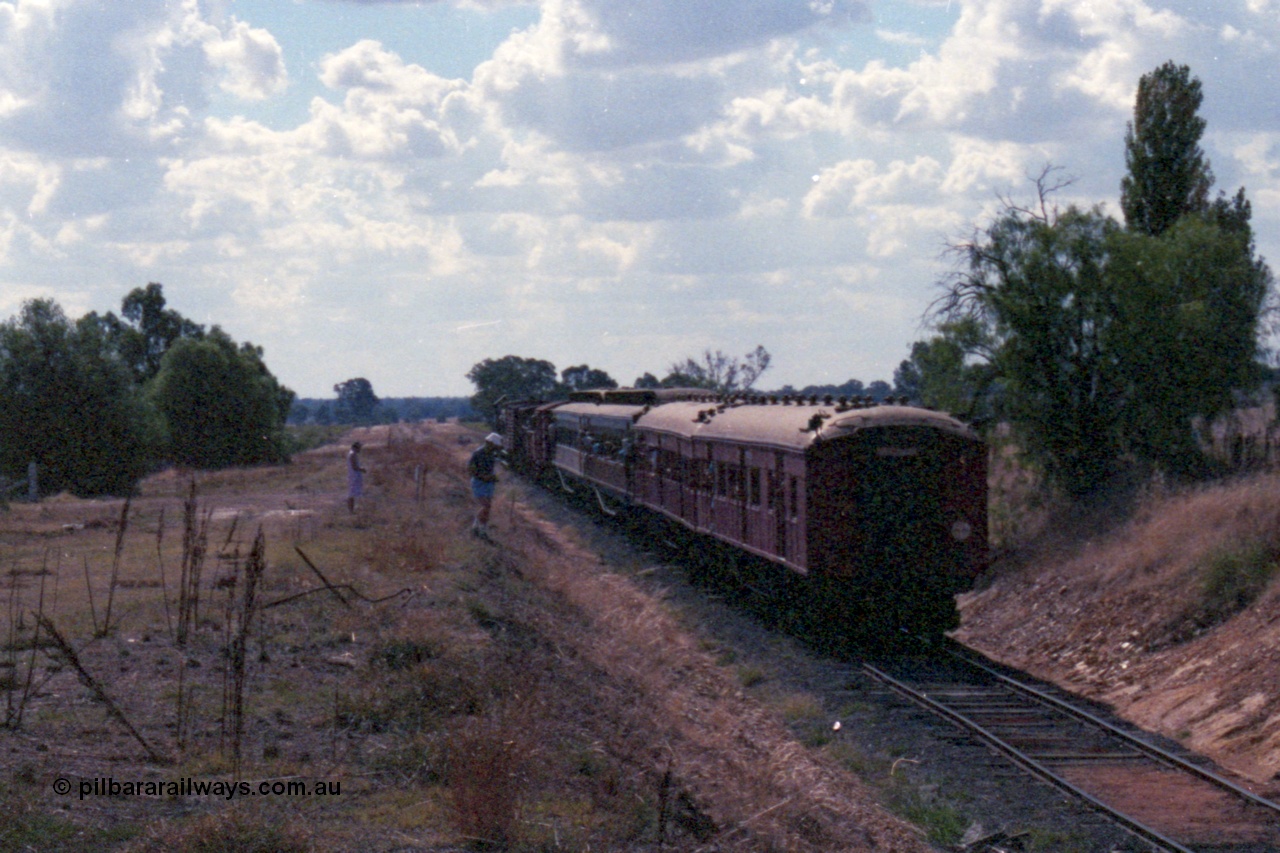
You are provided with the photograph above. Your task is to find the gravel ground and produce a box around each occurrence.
[672,599,1153,851]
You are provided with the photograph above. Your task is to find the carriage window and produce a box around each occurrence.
[788,476,799,520]
[716,463,727,497]
[749,468,761,506]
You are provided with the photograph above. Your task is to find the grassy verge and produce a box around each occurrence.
[0,422,928,851]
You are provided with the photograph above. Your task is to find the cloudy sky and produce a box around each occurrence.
[0,0,1276,398]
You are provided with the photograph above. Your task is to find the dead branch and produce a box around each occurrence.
[266,547,412,610]
[34,614,167,764]
[292,548,352,608]
[100,495,131,637]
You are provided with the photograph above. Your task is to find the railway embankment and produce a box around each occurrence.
[956,470,1280,791]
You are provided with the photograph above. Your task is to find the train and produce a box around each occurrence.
[500,387,988,643]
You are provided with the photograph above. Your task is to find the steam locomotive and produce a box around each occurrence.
[501,388,987,642]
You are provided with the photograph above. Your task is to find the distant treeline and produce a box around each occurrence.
[770,379,894,400]
[289,396,475,425]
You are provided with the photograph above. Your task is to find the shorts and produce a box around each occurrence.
[471,478,496,500]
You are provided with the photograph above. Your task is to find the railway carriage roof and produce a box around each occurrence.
[632,401,976,451]
[551,402,646,425]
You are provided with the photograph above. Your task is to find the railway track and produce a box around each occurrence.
[862,644,1280,852]
[539,490,1280,848]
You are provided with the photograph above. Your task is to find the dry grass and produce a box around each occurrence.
[963,472,1280,654]
[481,492,931,851]
[0,421,928,851]
[125,806,313,853]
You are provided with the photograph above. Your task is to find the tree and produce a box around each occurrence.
[866,380,892,400]
[333,377,379,424]
[1108,215,1270,474]
[935,167,1271,496]
[1120,61,1213,237]
[150,329,295,469]
[899,319,997,418]
[84,283,205,384]
[661,346,771,394]
[0,299,157,495]
[560,364,618,392]
[1116,61,1272,472]
[466,355,559,425]
[959,200,1127,494]
[892,358,921,402]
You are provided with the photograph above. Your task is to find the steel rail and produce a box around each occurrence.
[943,642,1280,820]
[862,662,1196,853]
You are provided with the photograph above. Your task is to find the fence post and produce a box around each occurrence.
[27,460,37,502]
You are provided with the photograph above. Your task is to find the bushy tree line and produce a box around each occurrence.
[777,378,895,401]
[908,62,1273,497]
[289,387,476,425]
[467,347,775,425]
[0,284,294,497]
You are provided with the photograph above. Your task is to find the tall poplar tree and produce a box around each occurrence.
[1120,61,1213,237]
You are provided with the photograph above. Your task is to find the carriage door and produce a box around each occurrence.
[694,441,713,532]
[785,458,806,572]
[771,452,787,560]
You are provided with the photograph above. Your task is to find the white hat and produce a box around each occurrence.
[485,432,503,447]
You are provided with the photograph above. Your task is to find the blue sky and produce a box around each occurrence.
[0,0,1277,397]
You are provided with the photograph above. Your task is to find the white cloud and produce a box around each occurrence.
[941,135,1048,195]
[307,41,471,159]
[0,0,1275,396]
[202,17,288,101]
[804,156,945,217]
[0,0,286,156]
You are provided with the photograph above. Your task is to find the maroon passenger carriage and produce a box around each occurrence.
[502,388,987,642]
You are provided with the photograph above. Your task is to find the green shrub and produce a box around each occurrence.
[1200,542,1279,626]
